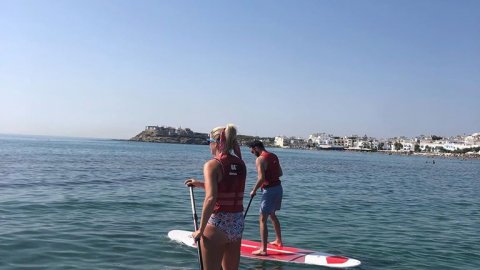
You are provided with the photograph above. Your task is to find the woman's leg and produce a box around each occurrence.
[201,224,227,270]
[221,239,241,270]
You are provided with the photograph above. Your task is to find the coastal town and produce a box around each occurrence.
[131,125,480,159]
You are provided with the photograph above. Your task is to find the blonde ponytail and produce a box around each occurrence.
[210,124,238,154]
[224,124,237,154]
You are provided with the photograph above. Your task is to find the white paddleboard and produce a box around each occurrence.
[168,230,361,268]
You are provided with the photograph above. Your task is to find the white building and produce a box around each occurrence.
[402,142,414,151]
[390,139,416,151]
[443,143,471,151]
[274,136,288,148]
[308,133,332,145]
[419,141,445,152]
[465,132,480,146]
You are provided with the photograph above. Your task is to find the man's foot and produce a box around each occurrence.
[269,240,283,247]
[252,249,267,256]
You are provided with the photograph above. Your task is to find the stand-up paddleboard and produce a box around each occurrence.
[168,230,361,268]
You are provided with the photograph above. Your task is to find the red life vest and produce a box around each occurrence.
[213,154,246,213]
[260,151,282,189]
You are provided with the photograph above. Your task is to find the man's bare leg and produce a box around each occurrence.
[252,213,269,256]
[268,212,283,247]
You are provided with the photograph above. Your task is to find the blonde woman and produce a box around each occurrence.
[185,124,246,270]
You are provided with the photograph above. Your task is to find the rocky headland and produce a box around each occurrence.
[130,127,208,144]
[130,126,274,146]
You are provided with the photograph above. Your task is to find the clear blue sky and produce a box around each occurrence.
[1,0,479,139]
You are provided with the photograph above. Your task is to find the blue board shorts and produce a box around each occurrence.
[260,184,283,214]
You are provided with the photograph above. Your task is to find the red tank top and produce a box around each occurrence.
[260,151,281,188]
[213,154,246,213]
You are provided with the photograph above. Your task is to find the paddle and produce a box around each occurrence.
[243,194,255,219]
[188,185,204,270]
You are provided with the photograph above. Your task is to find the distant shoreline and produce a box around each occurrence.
[317,148,480,160]
[375,150,480,160]
[122,139,480,160]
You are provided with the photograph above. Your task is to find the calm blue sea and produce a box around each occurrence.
[1,135,479,270]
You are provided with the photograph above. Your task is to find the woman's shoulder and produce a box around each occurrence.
[204,158,222,169]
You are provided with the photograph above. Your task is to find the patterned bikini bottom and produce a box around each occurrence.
[208,212,244,242]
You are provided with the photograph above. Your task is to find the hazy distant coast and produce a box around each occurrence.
[130,125,480,160]
[376,150,480,160]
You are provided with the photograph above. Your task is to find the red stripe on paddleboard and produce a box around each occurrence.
[241,239,313,263]
[242,239,302,253]
[326,256,349,264]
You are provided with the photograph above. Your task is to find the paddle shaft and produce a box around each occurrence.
[189,186,204,270]
[243,195,254,219]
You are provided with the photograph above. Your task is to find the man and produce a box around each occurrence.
[248,140,283,256]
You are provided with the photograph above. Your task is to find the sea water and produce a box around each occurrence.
[0,135,479,270]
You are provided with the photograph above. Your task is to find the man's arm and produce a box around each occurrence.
[250,157,266,197]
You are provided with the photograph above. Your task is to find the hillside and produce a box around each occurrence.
[130,126,274,146]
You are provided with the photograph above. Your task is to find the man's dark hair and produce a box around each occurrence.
[247,140,265,149]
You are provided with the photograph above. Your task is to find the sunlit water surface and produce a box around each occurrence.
[1,135,479,270]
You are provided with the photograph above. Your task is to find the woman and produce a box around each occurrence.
[184,124,246,270]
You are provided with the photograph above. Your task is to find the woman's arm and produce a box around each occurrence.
[184,178,205,189]
[193,159,219,238]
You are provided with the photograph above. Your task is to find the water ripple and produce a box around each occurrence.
[1,137,479,269]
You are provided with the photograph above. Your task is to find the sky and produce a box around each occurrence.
[1,0,479,139]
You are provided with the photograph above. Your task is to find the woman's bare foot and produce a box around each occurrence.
[252,249,267,256]
[269,240,283,247]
